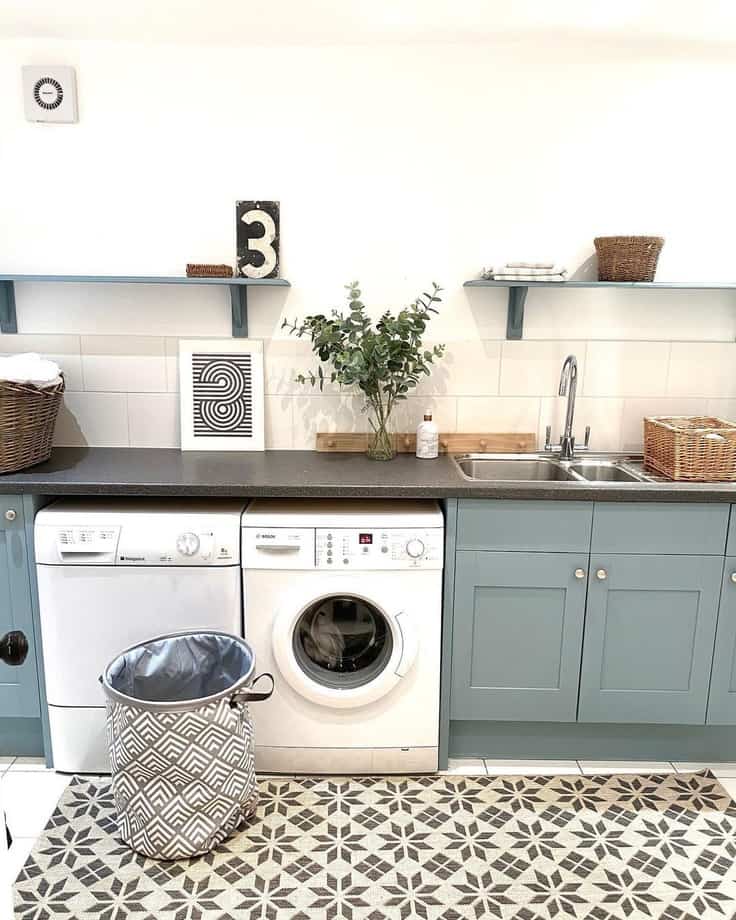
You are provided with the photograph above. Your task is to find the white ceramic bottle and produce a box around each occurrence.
[416,410,439,459]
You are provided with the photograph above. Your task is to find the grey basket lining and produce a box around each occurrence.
[103,631,255,711]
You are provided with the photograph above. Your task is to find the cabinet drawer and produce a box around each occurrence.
[457,500,593,553]
[592,503,728,555]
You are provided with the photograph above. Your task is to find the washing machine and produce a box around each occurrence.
[242,499,444,773]
[35,499,246,773]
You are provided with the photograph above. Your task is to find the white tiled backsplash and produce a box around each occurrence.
[4,317,734,452]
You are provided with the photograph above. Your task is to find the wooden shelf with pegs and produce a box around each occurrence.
[316,432,536,453]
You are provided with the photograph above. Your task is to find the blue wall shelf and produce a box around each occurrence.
[464,279,736,340]
[0,275,291,337]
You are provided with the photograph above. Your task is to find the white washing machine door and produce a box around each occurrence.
[272,577,419,710]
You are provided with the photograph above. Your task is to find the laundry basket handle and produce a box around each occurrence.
[229,672,274,706]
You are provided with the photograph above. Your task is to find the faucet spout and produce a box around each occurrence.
[558,355,578,460]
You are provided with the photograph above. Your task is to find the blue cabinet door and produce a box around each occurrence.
[451,551,588,722]
[578,554,722,724]
[0,501,40,718]
[707,558,736,724]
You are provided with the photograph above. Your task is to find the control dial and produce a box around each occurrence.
[176,532,200,557]
[405,538,425,559]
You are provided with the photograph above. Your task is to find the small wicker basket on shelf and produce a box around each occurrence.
[185,263,233,278]
[644,416,736,481]
[0,377,65,474]
[594,236,664,282]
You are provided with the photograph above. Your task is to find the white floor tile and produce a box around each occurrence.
[674,762,736,777]
[442,758,486,775]
[0,758,14,773]
[8,757,48,772]
[484,760,581,776]
[717,777,736,799]
[2,771,70,837]
[578,760,675,775]
[6,836,36,882]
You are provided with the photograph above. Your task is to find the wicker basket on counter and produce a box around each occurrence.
[594,236,664,282]
[0,377,65,474]
[644,416,736,481]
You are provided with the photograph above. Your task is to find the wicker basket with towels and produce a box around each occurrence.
[0,354,64,474]
[644,416,736,481]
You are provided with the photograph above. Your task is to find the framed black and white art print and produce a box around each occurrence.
[179,340,265,451]
[236,200,280,279]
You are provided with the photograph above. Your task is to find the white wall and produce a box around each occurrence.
[1,35,735,450]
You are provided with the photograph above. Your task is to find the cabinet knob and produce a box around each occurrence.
[574,568,586,580]
[4,510,16,522]
[596,568,608,581]
[731,572,736,584]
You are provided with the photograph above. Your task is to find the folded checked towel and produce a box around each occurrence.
[496,264,567,277]
[492,272,567,282]
[0,353,62,387]
[506,261,555,269]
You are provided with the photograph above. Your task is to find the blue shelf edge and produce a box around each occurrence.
[0,274,291,337]
[464,279,736,339]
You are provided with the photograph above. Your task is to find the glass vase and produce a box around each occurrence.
[366,411,396,461]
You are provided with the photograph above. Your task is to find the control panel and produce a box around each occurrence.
[315,528,443,570]
[46,524,238,565]
[118,525,235,565]
[56,527,120,564]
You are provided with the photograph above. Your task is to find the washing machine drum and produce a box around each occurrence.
[294,595,393,689]
[273,589,418,709]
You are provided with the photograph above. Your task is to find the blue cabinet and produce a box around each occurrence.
[0,501,40,719]
[451,551,588,721]
[707,558,736,724]
[578,554,722,724]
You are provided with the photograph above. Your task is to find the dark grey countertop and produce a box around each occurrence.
[1,447,736,501]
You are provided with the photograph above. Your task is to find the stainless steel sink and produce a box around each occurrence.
[453,452,652,484]
[454,455,577,482]
[566,460,647,483]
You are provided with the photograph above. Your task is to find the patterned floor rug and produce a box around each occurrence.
[13,770,736,919]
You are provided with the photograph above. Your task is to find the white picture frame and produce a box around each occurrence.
[179,339,265,451]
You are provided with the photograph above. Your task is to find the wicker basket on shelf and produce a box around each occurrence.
[186,263,233,278]
[644,416,736,481]
[0,377,65,474]
[594,236,664,282]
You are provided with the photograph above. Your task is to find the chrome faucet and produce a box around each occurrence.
[545,354,590,460]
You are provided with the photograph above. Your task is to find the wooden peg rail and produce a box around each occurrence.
[316,432,536,453]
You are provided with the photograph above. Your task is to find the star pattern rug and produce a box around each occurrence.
[13,770,736,919]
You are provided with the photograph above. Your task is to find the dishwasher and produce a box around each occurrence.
[34,498,246,773]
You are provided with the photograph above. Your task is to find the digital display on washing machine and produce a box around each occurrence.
[358,533,373,544]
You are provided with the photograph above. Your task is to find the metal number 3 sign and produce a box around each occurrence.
[236,200,280,279]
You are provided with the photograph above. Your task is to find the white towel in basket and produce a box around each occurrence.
[0,353,61,387]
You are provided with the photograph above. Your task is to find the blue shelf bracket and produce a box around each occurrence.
[506,286,527,340]
[229,285,248,338]
[0,280,17,334]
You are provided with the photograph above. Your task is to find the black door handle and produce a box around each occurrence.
[0,630,28,666]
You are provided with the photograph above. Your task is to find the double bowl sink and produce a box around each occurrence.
[453,453,654,484]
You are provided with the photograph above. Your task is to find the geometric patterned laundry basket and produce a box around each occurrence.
[101,630,273,860]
